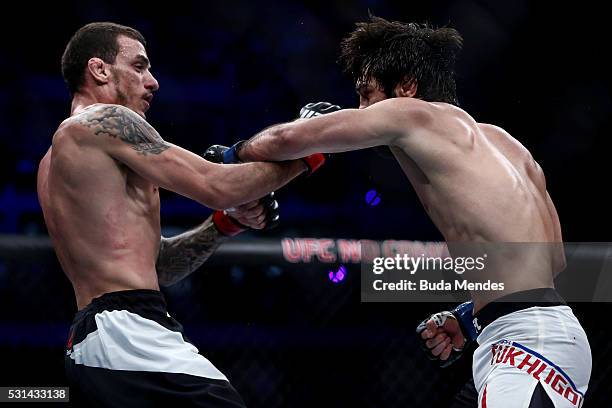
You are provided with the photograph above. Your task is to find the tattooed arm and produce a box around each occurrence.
[155,196,269,285]
[73,104,307,209]
[156,216,226,286]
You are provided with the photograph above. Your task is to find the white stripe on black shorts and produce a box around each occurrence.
[64,289,246,407]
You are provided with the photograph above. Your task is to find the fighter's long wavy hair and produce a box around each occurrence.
[339,15,463,105]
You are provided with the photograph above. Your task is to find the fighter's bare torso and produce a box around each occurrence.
[390,102,562,309]
[37,100,309,310]
[233,97,564,311]
[38,106,162,310]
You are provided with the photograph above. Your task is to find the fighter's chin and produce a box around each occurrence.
[143,100,153,116]
[134,101,149,118]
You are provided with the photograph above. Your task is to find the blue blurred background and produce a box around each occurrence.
[1,0,611,406]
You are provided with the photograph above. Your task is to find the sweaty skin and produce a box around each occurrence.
[238,86,564,313]
[38,35,306,310]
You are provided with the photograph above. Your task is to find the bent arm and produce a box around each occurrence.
[156,216,225,286]
[156,197,270,286]
[74,104,306,209]
[238,98,433,162]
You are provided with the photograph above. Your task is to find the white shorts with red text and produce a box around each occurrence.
[473,306,591,407]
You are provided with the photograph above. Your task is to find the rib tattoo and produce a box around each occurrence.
[78,105,170,155]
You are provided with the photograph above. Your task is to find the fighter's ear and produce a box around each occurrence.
[87,57,110,85]
[394,77,418,98]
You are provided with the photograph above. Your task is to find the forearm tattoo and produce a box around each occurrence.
[156,217,227,286]
[78,105,170,155]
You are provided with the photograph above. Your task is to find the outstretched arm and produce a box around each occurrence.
[72,104,307,209]
[237,98,434,162]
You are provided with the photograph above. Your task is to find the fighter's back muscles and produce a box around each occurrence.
[477,123,565,272]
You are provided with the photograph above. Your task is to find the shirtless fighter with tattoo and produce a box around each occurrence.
[36,22,323,407]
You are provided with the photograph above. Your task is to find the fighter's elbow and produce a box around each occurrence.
[157,276,174,287]
[156,263,178,287]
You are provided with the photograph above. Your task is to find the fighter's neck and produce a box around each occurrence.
[70,90,115,116]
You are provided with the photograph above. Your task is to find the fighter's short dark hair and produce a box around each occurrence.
[61,22,146,95]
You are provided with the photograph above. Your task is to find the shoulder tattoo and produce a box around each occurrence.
[78,105,170,155]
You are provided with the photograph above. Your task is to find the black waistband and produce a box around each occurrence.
[474,288,566,333]
[73,289,167,325]
[68,289,185,349]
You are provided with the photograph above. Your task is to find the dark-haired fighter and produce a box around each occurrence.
[37,22,323,407]
[221,16,591,407]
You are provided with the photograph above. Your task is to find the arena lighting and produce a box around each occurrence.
[365,189,381,207]
[328,265,346,283]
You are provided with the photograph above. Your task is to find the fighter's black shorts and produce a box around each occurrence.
[64,289,246,407]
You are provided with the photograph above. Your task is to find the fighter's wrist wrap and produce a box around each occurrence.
[225,140,323,176]
[203,143,280,233]
[223,140,246,164]
[296,102,340,176]
[212,210,247,236]
[450,301,478,344]
[301,153,325,175]
[416,301,477,368]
